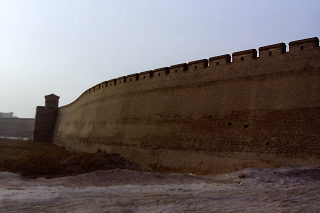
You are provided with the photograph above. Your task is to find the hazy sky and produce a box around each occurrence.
[0,0,319,118]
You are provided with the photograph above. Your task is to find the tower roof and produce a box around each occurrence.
[45,94,60,99]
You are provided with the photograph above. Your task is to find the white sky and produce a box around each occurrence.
[0,0,319,118]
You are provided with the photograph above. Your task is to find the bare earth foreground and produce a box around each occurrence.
[0,139,320,212]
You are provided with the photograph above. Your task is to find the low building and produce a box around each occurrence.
[0,112,34,139]
[0,112,14,118]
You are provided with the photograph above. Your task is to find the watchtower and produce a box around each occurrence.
[45,94,60,110]
[33,94,60,142]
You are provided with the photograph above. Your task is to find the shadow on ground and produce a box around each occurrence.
[0,138,148,179]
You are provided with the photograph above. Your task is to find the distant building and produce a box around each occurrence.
[0,112,34,139]
[0,112,14,118]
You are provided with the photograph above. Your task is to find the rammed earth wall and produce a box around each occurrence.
[52,37,320,174]
[0,118,34,139]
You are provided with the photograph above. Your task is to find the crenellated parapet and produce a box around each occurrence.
[170,63,188,73]
[232,49,257,63]
[258,43,286,57]
[59,37,319,110]
[289,37,319,51]
[188,59,208,70]
[209,54,231,66]
[153,67,170,77]
[127,73,140,82]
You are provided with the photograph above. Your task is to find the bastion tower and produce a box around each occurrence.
[32,94,60,142]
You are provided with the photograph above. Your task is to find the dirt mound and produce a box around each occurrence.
[0,138,148,179]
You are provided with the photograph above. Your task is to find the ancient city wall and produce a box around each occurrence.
[0,118,34,139]
[53,37,320,174]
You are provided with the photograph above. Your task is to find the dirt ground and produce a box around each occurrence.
[0,138,148,179]
[1,165,320,212]
[1,138,320,212]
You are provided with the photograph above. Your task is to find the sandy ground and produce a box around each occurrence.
[0,139,320,212]
[1,166,320,212]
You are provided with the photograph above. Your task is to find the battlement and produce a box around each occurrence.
[232,49,257,62]
[127,73,139,82]
[209,54,231,66]
[169,63,188,73]
[139,70,153,80]
[154,67,170,77]
[289,37,319,51]
[59,37,319,110]
[259,43,286,57]
[188,59,208,70]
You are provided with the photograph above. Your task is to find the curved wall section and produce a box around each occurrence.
[53,37,320,174]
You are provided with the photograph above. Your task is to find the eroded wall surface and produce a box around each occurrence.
[53,38,320,174]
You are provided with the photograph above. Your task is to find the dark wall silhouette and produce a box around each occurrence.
[33,94,60,142]
[0,118,34,139]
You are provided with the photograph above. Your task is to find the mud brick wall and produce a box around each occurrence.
[52,37,320,174]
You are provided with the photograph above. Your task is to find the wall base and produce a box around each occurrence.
[55,139,320,175]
